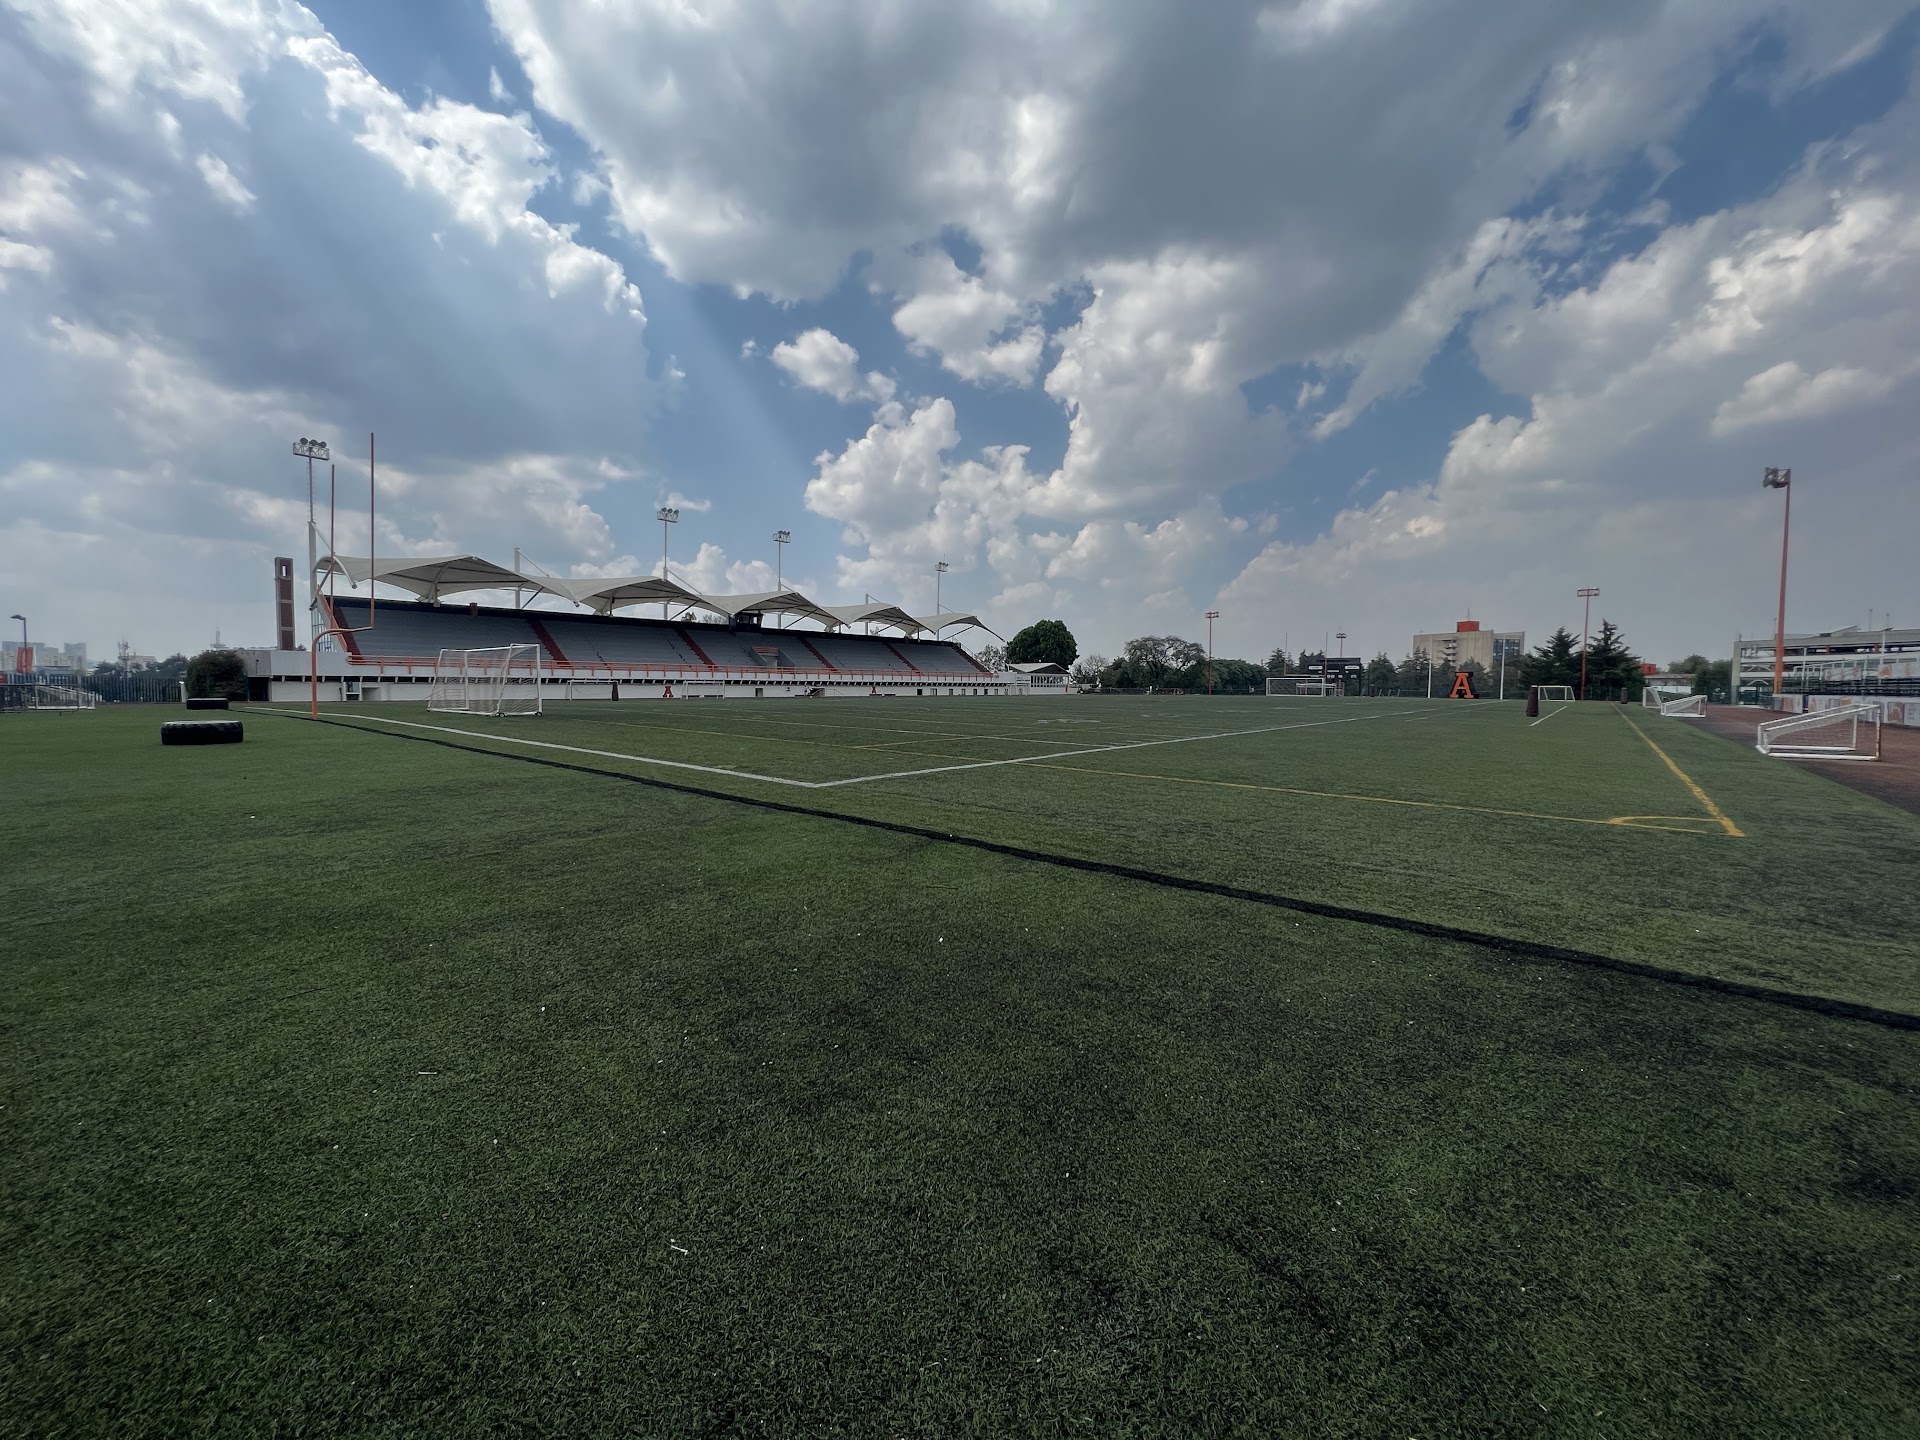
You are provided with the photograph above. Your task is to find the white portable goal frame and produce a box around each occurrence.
[1267,676,1341,697]
[1755,703,1881,762]
[1657,694,1706,718]
[27,684,98,711]
[428,645,543,716]
[1534,685,1575,703]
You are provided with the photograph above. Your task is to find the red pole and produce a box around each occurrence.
[1773,474,1790,696]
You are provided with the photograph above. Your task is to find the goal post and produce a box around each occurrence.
[1658,694,1706,718]
[1266,676,1341,697]
[428,645,543,716]
[1756,703,1880,761]
[1534,685,1575,703]
[27,684,99,711]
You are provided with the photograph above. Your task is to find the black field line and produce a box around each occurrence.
[264,709,1920,1034]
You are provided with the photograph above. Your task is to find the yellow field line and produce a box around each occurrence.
[1619,711,1745,838]
[1026,762,1724,835]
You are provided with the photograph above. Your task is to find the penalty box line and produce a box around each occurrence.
[288,703,1455,790]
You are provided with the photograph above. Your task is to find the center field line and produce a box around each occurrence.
[1529,701,1576,727]
[1619,711,1745,838]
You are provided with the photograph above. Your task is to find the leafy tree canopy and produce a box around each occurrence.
[186,648,247,700]
[1006,619,1078,668]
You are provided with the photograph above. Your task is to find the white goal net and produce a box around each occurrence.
[28,684,98,710]
[1267,676,1341,697]
[1658,694,1706,718]
[428,645,543,716]
[1534,685,1575,703]
[1756,703,1880,762]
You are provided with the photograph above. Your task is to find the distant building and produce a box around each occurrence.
[1410,620,1525,673]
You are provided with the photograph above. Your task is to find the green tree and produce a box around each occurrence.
[1364,652,1397,695]
[1582,619,1644,701]
[1395,649,1433,694]
[1669,653,1710,675]
[1265,646,1291,676]
[975,642,1007,671]
[1070,653,1107,686]
[1520,628,1580,691]
[1691,658,1732,701]
[1006,619,1078,668]
[1121,635,1204,686]
[186,648,247,700]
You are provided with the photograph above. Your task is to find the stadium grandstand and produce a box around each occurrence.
[242,548,1035,704]
[1736,624,1920,730]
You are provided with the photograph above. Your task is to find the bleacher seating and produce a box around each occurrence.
[802,633,915,673]
[539,617,704,669]
[895,639,987,675]
[330,598,543,658]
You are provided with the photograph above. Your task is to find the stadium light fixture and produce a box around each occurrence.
[1763,467,1791,697]
[1576,587,1600,700]
[293,438,330,593]
[9,614,24,646]
[1335,631,1347,696]
[657,506,680,615]
[773,530,790,589]
[935,560,950,616]
[1206,610,1221,693]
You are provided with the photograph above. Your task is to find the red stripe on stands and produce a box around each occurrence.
[524,615,568,667]
[677,628,714,666]
[795,635,838,672]
[882,640,921,672]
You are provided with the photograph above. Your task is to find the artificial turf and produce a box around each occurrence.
[3,698,1917,1437]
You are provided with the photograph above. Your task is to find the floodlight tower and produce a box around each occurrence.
[8,614,23,646]
[1206,610,1221,693]
[1335,630,1346,694]
[935,560,950,617]
[773,529,791,589]
[1763,467,1791,696]
[1576,587,1600,700]
[293,438,330,597]
[656,506,679,617]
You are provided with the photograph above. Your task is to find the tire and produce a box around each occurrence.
[184,697,230,710]
[161,720,244,746]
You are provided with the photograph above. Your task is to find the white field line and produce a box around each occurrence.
[1529,702,1577,728]
[295,703,1455,790]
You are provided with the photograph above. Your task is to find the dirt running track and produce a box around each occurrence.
[1691,703,1920,818]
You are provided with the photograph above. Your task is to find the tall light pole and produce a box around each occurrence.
[1205,611,1221,693]
[656,506,679,618]
[772,530,790,589]
[8,614,23,646]
[293,438,329,597]
[1764,467,1791,697]
[1335,629,1346,695]
[1577,586,1600,700]
[935,561,949,617]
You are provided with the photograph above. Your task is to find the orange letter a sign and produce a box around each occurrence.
[1447,669,1480,699]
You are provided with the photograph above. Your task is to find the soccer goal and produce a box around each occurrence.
[428,645,543,716]
[27,684,98,711]
[1658,693,1706,718]
[1535,685,1575,703]
[1267,676,1341,697]
[1756,703,1881,761]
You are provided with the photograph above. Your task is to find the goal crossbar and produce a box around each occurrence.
[1267,676,1341,697]
[1534,685,1575,703]
[27,684,98,711]
[1756,703,1880,761]
[428,645,543,716]
[1658,694,1705,718]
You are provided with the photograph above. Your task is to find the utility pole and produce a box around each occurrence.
[1577,587,1600,699]
[1205,610,1220,693]
[1764,467,1791,697]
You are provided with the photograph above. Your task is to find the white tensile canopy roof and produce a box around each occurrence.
[538,575,707,614]
[316,553,528,602]
[912,610,999,638]
[820,602,925,634]
[695,590,843,627]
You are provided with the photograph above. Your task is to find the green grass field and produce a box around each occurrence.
[5,695,1917,1436]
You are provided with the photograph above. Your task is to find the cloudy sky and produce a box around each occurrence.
[3,0,1917,665]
